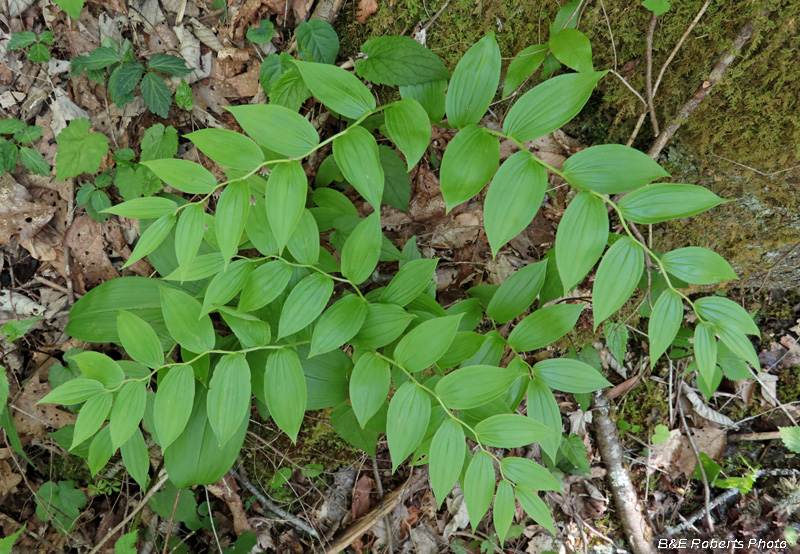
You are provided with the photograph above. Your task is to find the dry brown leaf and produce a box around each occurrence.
[650,427,726,479]
[12,372,77,440]
[208,473,253,536]
[356,0,378,23]
[0,460,22,495]
[351,474,373,519]
[0,173,57,247]
[64,215,120,292]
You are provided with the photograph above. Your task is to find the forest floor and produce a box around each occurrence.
[1,0,799,553]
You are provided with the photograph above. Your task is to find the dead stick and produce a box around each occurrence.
[728,431,782,442]
[645,14,660,137]
[592,391,656,554]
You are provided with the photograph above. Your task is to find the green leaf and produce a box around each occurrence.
[238,260,293,312]
[386,382,430,471]
[463,450,495,529]
[54,0,84,18]
[399,79,447,123]
[71,351,125,389]
[120,429,149,488]
[19,147,51,175]
[201,259,253,315]
[269,67,312,111]
[533,358,611,393]
[333,126,384,209]
[445,34,501,128]
[549,28,593,72]
[604,321,629,367]
[0,119,27,134]
[354,303,416,348]
[123,214,175,268]
[507,303,584,351]
[141,158,216,194]
[140,72,172,118]
[0,523,25,553]
[562,144,669,194]
[1,316,39,341]
[185,129,264,170]
[500,456,560,491]
[439,125,499,212]
[265,348,306,441]
[593,237,644,328]
[515,486,555,535]
[356,36,450,86]
[484,152,546,256]
[780,427,800,454]
[109,381,146,449]
[141,123,179,162]
[618,183,725,224]
[265,160,307,251]
[693,296,759,336]
[8,31,37,50]
[216,180,250,264]
[148,53,191,76]
[220,310,271,348]
[14,125,43,144]
[378,145,411,211]
[661,247,737,285]
[247,19,275,44]
[493,480,515,546]
[349,352,390,428]
[71,391,112,448]
[27,43,50,64]
[160,286,215,353]
[287,210,320,265]
[555,191,608,292]
[175,79,193,111]
[297,19,338,64]
[0,368,7,409]
[104,197,178,219]
[648,289,683,366]
[643,0,671,15]
[694,322,718,393]
[436,365,522,409]
[38,378,104,405]
[35,480,86,533]
[341,212,382,285]
[278,273,334,338]
[526,378,561,459]
[174,203,205,282]
[117,311,163,368]
[487,260,548,324]
[476,413,556,449]
[154,365,195,449]
[714,322,759,369]
[394,315,461,372]
[381,258,437,306]
[55,119,109,180]
[110,62,144,98]
[503,45,547,97]
[310,295,368,357]
[294,60,376,119]
[207,353,251,447]
[429,419,466,507]
[114,531,138,554]
[385,98,431,170]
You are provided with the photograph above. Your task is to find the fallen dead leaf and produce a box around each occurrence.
[352,474,373,519]
[64,215,120,293]
[356,0,378,23]
[0,460,22,495]
[208,473,253,536]
[0,173,57,247]
[12,372,77,440]
[650,427,726,479]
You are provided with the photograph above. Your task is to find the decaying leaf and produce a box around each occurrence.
[356,0,378,23]
[0,173,57,246]
[650,427,726,479]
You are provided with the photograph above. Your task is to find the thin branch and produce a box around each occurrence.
[653,0,713,95]
[677,388,714,531]
[645,13,660,137]
[610,70,648,107]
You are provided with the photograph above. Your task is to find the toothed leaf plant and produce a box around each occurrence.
[42,23,758,543]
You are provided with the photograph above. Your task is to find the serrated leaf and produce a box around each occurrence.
[259,53,295,94]
[28,43,50,63]
[269,67,312,111]
[110,62,144,98]
[386,382,430,471]
[109,381,146,449]
[207,354,251,446]
[8,31,37,50]
[117,311,163,368]
[278,273,334,338]
[154,366,195,449]
[446,34,500,128]
[19,147,50,176]
[333,126,384,209]
[385,98,431,170]
[429,419,466,507]
[175,79,193,111]
[311,295,368,357]
[532,358,611,393]
[185,129,264,170]
[265,160,307,251]
[55,119,109,180]
[140,72,172,118]
[141,123,179,161]
[341,212,382,285]
[439,125,499,212]
[54,0,85,18]
[555,191,608,292]
[265,348,306,441]
[356,36,450,86]
[294,60,375,119]
[147,53,191,76]
[297,19,338,64]
[780,427,800,454]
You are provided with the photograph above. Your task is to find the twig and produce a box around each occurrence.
[677,388,714,531]
[592,391,656,554]
[64,179,75,306]
[372,458,394,554]
[162,488,182,554]
[728,431,782,442]
[645,14,660,137]
[653,0,713,95]
[205,486,224,554]
[610,70,648,107]
[33,276,83,298]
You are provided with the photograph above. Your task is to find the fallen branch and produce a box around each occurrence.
[592,391,656,554]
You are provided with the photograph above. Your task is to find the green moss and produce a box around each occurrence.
[51,454,92,484]
[617,379,669,436]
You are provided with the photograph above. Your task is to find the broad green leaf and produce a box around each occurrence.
[294,60,376,119]
[278,273,334,338]
[311,295,368,357]
[487,259,548,324]
[333,126,384,209]
[109,62,144,99]
[8,31,37,50]
[109,381,146,449]
[19,147,50,176]
[649,289,683,366]
[287,210,320,265]
[55,119,109,180]
[54,0,84,18]
[503,45,547,97]
[238,260,293,312]
[147,53,191,76]
[216,180,250,264]
[220,310,271,348]
[438,332,487,369]
[163,253,225,282]
[515,486,556,535]
[693,296,759,336]
[154,365,195,449]
[445,34,501,128]
[476,414,554,448]
[356,36,450,86]
[175,79,193,111]
[38,378,104,405]
[386,382,430,471]
[247,19,275,44]
[226,105,319,157]
[265,160,307,251]
[0,523,25,553]
[354,303,416,348]
[643,0,671,15]
[297,19,338,64]
[493,480,515,546]
[185,129,264,170]
[526,378,561,459]
[399,79,447,123]
[123,214,175,268]
[140,159,216,194]
[265,348,306,441]
[694,323,718,393]
[87,426,113,475]
[175,203,205,282]
[207,354,251,447]
[503,71,605,142]
[507,303,584,351]
[381,258,438,306]
[394,315,461,372]
[429,419,466,507]
[378,145,411,211]
[141,123,179,161]
[439,125,499,212]
[341,213,382,285]
[500,457,560,491]
[618,184,726,224]
[780,427,800,454]
[71,351,125,389]
[385,98,431,170]
[555,191,608,292]
[549,28,593,72]
[593,237,644,328]
[532,358,611,393]
[140,72,171,118]
[436,365,521,409]
[117,311,163,368]
[605,321,629,367]
[269,68,312,111]
[349,352,390,428]
[714,322,759,369]
[562,144,669,194]
[72,392,112,448]
[160,286,215,353]
[484,152,547,256]
[201,259,253,315]
[661,247,737,285]
[463,450,495,529]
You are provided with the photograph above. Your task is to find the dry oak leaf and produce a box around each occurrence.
[650,427,726,479]
[12,372,77,440]
[356,0,378,23]
[0,173,57,246]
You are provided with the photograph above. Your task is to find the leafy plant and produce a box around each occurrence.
[39,25,757,545]
[2,316,40,342]
[8,30,53,63]
[34,480,87,534]
[0,119,51,176]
